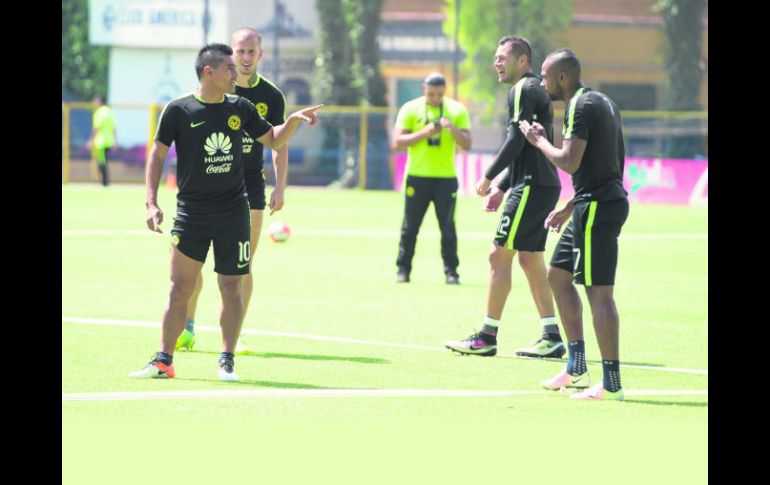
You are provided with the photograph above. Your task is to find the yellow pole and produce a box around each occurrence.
[147,103,160,161]
[62,103,71,184]
[89,105,98,182]
[358,105,368,190]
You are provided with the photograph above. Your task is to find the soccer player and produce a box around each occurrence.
[519,48,629,400]
[130,43,322,381]
[392,73,472,284]
[85,94,117,186]
[444,35,565,358]
[177,28,289,354]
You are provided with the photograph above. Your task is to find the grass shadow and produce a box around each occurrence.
[190,349,390,364]
[622,399,708,408]
[175,377,330,389]
[500,354,674,368]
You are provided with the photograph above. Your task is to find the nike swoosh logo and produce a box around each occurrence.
[237,262,249,268]
[190,121,206,128]
[571,376,584,383]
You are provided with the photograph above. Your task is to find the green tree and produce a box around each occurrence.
[313,0,386,106]
[655,0,707,157]
[443,0,572,115]
[355,0,387,107]
[62,0,109,99]
[314,0,360,104]
[314,0,389,187]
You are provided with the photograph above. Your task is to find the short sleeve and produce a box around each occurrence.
[268,88,286,125]
[564,97,590,141]
[453,104,471,130]
[155,103,179,146]
[241,99,272,140]
[394,104,415,131]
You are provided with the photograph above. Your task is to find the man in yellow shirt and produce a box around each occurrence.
[86,95,117,186]
[392,73,472,284]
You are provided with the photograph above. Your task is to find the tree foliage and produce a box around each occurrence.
[62,0,109,99]
[443,0,573,114]
[655,0,707,157]
[313,0,386,106]
[655,0,707,110]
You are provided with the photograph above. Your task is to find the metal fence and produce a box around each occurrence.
[62,102,707,187]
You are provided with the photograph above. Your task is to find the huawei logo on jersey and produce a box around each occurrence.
[204,132,232,155]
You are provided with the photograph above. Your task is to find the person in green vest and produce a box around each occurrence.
[86,94,117,186]
[392,73,472,284]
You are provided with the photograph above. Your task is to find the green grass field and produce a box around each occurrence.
[62,184,707,485]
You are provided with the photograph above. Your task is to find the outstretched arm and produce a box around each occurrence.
[258,104,324,150]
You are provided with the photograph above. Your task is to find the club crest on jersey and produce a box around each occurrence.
[228,115,241,130]
[256,102,268,117]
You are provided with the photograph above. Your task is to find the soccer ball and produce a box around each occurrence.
[268,221,291,243]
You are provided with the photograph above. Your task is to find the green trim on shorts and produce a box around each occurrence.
[585,201,598,286]
[506,185,531,250]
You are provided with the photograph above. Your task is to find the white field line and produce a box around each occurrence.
[61,388,708,402]
[62,317,708,376]
[61,229,707,240]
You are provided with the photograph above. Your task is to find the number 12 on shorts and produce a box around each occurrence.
[238,241,251,264]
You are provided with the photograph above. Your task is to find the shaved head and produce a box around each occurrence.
[540,48,583,101]
[545,48,581,81]
[232,27,262,46]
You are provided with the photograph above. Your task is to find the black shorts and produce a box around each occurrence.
[245,168,267,210]
[550,198,629,286]
[494,185,561,252]
[170,206,251,275]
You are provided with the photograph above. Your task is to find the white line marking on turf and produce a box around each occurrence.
[62,229,707,240]
[62,317,708,376]
[61,388,708,402]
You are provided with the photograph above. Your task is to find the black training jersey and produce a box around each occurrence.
[487,72,560,192]
[155,93,272,215]
[235,75,286,173]
[562,87,627,203]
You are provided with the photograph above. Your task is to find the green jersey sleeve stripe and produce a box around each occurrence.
[584,200,598,286]
[511,78,526,123]
[506,185,531,250]
[563,87,585,139]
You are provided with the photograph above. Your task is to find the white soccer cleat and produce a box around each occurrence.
[218,354,239,382]
[541,369,590,390]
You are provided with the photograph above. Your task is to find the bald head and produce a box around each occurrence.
[231,28,263,83]
[539,48,583,101]
[232,27,262,46]
[545,48,581,81]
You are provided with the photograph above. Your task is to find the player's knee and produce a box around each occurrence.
[547,266,572,289]
[517,251,541,272]
[217,276,243,298]
[585,286,615,306]
[488,245,513,268]
[169,280,196,303]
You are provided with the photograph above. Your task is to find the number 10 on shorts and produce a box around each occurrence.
[238,241,251,264]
